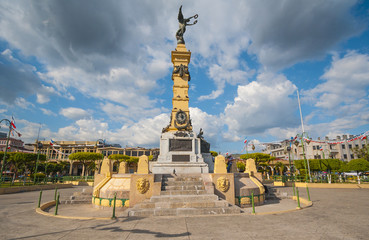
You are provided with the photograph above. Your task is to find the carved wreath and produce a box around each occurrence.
[172,64,191,81]
[136,178,150,194]
[217,177,230,192]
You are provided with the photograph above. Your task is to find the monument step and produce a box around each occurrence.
[160,189,207,195]
[150,194,219,203]
[135,200,229,209]
[128,206,242,217]
[162,180,203,186]
[164,177,203,182]
[161,185,205,191]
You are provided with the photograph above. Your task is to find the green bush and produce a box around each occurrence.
[31,173,46,181]
[236,162,245,172]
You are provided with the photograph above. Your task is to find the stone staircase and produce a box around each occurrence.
[127,174,242,217]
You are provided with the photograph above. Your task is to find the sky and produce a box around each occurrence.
[0,0,369,154]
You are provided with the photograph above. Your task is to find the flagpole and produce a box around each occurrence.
[297,89,311,182]
[33,124,42,183]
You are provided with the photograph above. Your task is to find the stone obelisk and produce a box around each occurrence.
[152,6,213,174]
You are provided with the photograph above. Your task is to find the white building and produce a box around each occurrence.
[262,135,368,162]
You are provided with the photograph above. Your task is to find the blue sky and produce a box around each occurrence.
[1,0,369,154]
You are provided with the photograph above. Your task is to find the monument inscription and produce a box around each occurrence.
[172,155,190,162]
[169,139,192,151]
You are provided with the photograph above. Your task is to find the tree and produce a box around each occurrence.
[108,154,130,162]
[352,143,369,161]
[210,151,218,157]
[274,162,285,175]
[236,161,245,172]
[69,152,103,176]
[240,153,274,163]
[1,152,47,178]
[348,158,369,184]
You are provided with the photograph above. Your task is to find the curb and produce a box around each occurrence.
[36,201,113,220]
[251,196,312,216]
[36,196,313,220]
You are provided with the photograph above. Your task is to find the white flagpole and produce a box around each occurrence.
[297,89,305,133]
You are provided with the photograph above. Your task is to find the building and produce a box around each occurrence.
[262,134,368,162]
[32,140,159,176]
[0,134,32,153]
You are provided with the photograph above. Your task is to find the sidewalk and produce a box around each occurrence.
[1,186,368,239]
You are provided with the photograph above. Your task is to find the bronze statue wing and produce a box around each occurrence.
[178,5,184,22]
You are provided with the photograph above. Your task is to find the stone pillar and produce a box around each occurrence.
[118,161,128,174]
[137,155,149,174]
[214,155,227,174]
[100,157,112,177]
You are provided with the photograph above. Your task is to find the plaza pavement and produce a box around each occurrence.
[0,186,368,239]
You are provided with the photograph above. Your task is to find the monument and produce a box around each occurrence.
[90,6,264,215]
[152,6,213,174]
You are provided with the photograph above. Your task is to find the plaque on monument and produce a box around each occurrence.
[169,139,192,151]
[172,155,190,162]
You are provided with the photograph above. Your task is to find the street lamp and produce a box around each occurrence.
[33,141,43,183]
[0,119,12,182]
[295,133,312,182]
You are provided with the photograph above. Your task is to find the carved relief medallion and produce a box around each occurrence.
[216,177,230,192]
[136,178,150,194]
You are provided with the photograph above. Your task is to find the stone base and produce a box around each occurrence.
[152,162,209,174]
[152,131,210,174]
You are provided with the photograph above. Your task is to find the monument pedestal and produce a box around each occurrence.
[152,131,211,174]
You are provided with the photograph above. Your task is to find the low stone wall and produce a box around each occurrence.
[283,181,369,189]
[63,181,94,186]
[0,183,73,195]
[236,194,265,207]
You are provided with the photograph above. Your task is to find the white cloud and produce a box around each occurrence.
[245,0,363,70]
[189,107,223,147]
[36,85,60,104]
[223,72,299,139]
[305,52,369,115]
[59,107,91,120]
[198,64,254,100]
[40,108,57,116]
[14,97,35,109]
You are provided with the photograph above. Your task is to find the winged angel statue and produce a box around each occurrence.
[176,5,198,44]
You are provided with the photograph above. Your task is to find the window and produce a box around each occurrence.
[350,154,354,159]
[342,144,345,149]
[119,151,124,154]
[145,151,150,156]
[348,144,352,149]
[132,151,138,157]
[313,146,316,150]
[126,151,131,156]
[355,144,359,148]
[343,154,347,159]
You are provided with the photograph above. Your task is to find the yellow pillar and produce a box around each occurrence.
[137,155,149,174]
[214,155,227,174]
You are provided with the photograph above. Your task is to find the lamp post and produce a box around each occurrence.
[95,139,105,173]
[33,141,43,183]
[295,133,312,182]
[0,119,12,182]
